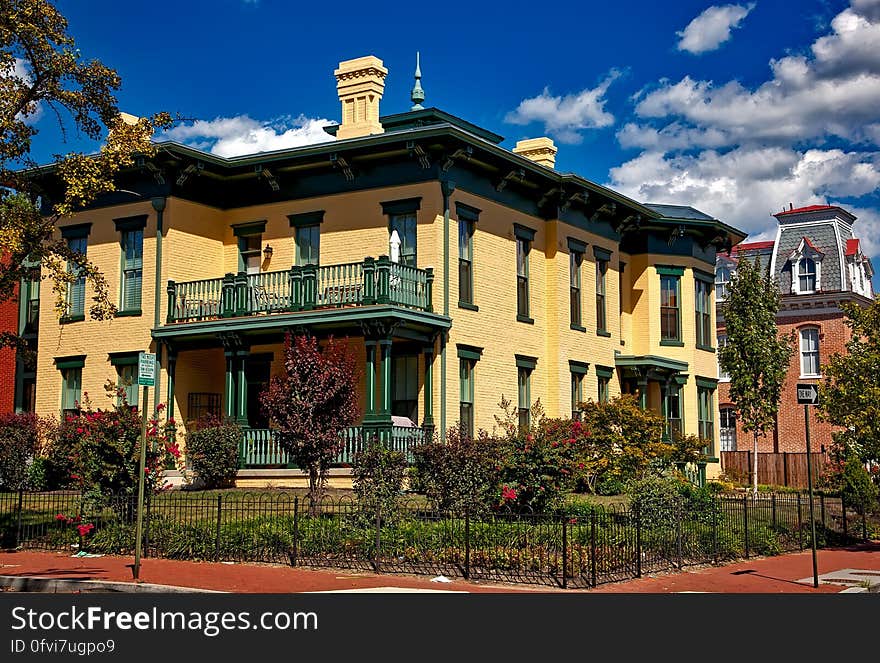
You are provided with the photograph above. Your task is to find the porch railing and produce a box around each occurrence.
[166,256,434,323]
[239,425,424,469]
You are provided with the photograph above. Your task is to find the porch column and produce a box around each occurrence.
[660,378,668,440]
[364,339,377,422]
[165,346,177,423]
[224,350,236,420]
[378,338,392,419]
[236,348,249,427]
[422,344,435,440]
[637,377,648,410]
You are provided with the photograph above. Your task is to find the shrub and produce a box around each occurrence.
[185,419,242,489]
[840,455,878,514]
[0,413,43,490]
[627,475,688,527]
[352,441,407,522]
[411,426,502,512]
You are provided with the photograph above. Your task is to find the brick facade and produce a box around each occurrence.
[0,282,18,414]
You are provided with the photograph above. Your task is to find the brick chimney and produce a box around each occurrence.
[513,137,557,169]
[334,56,388,140]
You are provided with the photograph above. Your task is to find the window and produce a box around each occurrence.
[571,372,584,420]
[459,219,474,305]
[660,273,681,342]
[695,277,712,348]
[698,385,715,453]
[66,236,87,318]
[596,259,608,333]
[20,376,36,414]
[392,355,419,422]
[20,268,40,334]
[800,327,820,377]
[798,257,816,293]
[717,334,730,380]
[598,376,609,403]
[60,367,82,416]
[295,225,320,266]
[117,365,138,408]
[715,265,731,300]
[187,393,221,429]
[239,234,262,274]
[120,228,143,312]
[666,383,682,439]
[517,237,530,319]
[390,213,417,268]
[720,407,737,452]
[460,358,474,437]
[570,251,582,327]
[517,367,531,429]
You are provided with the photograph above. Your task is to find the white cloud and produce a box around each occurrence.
[0,57,43,124]
[163,114,334,157]
[504,71,620,144]
[676,3,756,54]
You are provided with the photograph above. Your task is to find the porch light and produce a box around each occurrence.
[263,244,273,260]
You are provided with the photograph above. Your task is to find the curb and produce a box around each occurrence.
[0,575,224,594]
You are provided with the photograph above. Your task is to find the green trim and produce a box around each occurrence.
[381,197,421,215]
[672,374,689,386]
[60,223,91,239]
[115,309,142,318]
[567,237,587,254]
[595,365,614,379]
[458,301,479,312]
[108,352,140,367]
[515,354,537,370]
[60,314,85,324]
[456,344,483,361]
[569,360,589,375]
[656,265,685,276]
[113,215,148,232]
[232,221,266,237]
[516,314,535,325]
[615,354,689,372]
[288,211,325,227]
[55,355,86,370]
[570,323,586,333]
[660,339,685,347]
[455,202,481,222]
[513,224,536,241]
[696,376,719,390]
[694,268,715,284]
[593,246,612,261]
[697,344,716,353]
[596,329,611,338]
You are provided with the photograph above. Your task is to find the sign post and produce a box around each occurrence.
[133,352,156,581]
[796,383,820,588]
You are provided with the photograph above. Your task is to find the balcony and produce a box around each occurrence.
[240,425,425,468]
[166,257,433,324]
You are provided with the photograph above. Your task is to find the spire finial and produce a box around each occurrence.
[410,51,425,111]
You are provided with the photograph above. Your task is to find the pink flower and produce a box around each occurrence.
[55,513,67,521]
[76,523,94,537]
[501,485,517,501]
[156,402,166,411]
[572,420,582,432]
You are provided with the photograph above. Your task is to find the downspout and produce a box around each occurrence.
[151,197,167,415]
[440,178,455,439]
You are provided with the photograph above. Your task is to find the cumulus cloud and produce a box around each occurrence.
[504,71,621,144]
[163,114,334,157]
[0,57,43,124]
[676,3,756,54]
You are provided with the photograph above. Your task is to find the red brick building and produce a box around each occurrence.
[0,283,18,414]
[715,204,874,454]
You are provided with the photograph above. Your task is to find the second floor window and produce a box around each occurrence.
[66,236,87,318]
[120,228,143,312]
[459,219,474,305]
[390,213,417,267]
[800,327,820,377]
[695,278,712,348]
[798,257,817,292]
[596,258,608,333]
[239,234,262,274]
[295,225,320,266]
[20,268,40,334]
[570,250,582,327]
[715,265,731,300]
[517,237,530,319]
[660,274,681,342]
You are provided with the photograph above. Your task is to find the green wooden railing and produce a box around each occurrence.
[166,256,434,323]
[239,426,424,469]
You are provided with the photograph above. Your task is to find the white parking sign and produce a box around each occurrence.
[138,352,156,387]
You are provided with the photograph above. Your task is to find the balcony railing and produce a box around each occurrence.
[166,257,434,324]
[240,425,424,469]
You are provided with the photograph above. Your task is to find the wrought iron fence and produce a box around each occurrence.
[0,490,867,589]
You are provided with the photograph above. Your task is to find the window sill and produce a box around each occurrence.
[596,329,611,338]
[570,323,586,333]
[115,309,142,318]
[60,314,85,324]
[718,377,730,383]
[458,301,479,312]
[516,314,535,325]
[696,344,716,353]
[799,374,822,380]
[660,339,684,347]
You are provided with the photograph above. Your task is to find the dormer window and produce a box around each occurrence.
[789,237,823,295]
[798,257,816,293]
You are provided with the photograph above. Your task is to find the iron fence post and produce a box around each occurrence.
[215,494,222,561]
[743,494,749,559]
[712,497,719,564]
[635,504,642,578]
[374,503,382,573]
[797,493,804,550]
[842,495,848,541]
[676,508,683,569]
[771,493,777,529]
[143,492,151,558]
[561,515,568,589]
[15,490,23,548]
[291,496,299,567]
[590,510,597,588]
[464,505,470,580]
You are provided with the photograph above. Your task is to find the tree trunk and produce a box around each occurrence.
[753,430,759,498]
[308,466,320,517]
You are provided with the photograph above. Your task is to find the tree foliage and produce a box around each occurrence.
[259,333,361,509]
[819,298,880,465]
[0,0,172,344]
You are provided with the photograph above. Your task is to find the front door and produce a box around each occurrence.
[246,355,272,428]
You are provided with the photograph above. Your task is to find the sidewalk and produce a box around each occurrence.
[2,542,879,594]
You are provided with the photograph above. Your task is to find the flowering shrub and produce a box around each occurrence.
[821,451,878,514]
[0,412,48,490]
[184,419,242,489]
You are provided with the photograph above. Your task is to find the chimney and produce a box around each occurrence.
[513,137,557,169]
[334,55,388,140]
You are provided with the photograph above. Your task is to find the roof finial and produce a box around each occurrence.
[410,52,425,111]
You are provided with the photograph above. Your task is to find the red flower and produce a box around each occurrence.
[76,523,94,537]
[501,485,517,501]
[70,473,80,481]
[572,420,582,432]
[55,513,66,521]
[569,517,578,524]
[551,441,559,448]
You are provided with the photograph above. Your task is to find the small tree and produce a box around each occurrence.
[718,256,793,497]
[260,333,360,511]
[184,419,242,489]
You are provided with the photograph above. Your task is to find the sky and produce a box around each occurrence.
[20,0,880,258]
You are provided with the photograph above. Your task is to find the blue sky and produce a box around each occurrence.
[25,0,880,255]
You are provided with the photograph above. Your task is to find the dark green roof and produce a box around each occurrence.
[644,203,716,221]
[323,107,504,144]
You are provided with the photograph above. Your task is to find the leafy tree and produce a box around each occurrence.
[259,333,360,511]
[818,299,880,467]
[0,0,172,349]
[718,256,793,496]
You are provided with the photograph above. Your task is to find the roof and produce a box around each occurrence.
[323,107,505,144]
[773,204,854,219]
[731,240,774,254]
[846,238,860,257]
[643,203,716,221]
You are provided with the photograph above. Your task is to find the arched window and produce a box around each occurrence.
[715,265,731,300]
[719,407,737,451]
[799,327,820,377]
[798,257,816,293]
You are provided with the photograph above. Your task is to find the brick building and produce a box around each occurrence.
[715,204,874,454]
[0,283,17,414]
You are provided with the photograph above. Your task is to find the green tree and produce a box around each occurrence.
[1,0,171,349]
[718,256,793,497]
[818,298,880,466]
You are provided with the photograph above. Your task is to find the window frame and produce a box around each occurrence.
[65,236,88,320]
[798,257,817,293]
[119,228,144,313]
[569,361,588,420]
[694,274,713,350]
[515,354,537,430]
[715,265,731,301]
[666,382,682,440]
[719,407,737,452]
[459,358,475,437]
[799,327,821,377]
[659,271,682,344]
[458,219,475,306]
[696,380,717,456]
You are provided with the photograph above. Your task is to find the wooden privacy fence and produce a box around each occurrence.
[721,451,827,488]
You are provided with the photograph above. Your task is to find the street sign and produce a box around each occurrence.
[137,352,156,387]
[796,383,819,405]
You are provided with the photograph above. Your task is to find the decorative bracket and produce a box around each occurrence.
[407,141,431,169]
[560,190,588,213]
[255,164,280,191]
[136,156,165,185]
[667,224,687,247]
[330,153,355,181]
[440,146,473,172]
[175,162,204,187]
[495,168,525,192]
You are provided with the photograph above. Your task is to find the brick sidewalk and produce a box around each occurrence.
[1,542,878,593]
